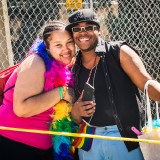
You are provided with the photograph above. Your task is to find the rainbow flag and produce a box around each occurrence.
[72,121,96,151]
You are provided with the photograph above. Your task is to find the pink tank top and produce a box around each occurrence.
[0,70,53,150]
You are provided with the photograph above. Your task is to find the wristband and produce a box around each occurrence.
[62,87,67,99]
[58,87,63,100]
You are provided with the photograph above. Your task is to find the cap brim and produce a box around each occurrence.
[65,23,77,32]
[65,20,100,32]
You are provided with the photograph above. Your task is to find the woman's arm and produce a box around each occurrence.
[13,55,61,117]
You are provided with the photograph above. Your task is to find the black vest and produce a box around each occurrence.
[73,38,141,151]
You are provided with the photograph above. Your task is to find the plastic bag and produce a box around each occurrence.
[138,80,160,160]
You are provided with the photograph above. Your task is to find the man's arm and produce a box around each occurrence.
[120,44,160,102]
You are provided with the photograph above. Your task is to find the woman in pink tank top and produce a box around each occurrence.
[0,21,75,160]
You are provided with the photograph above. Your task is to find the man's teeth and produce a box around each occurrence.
[79,38,89,41]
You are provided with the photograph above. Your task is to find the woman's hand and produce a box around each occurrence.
[63,87,75,104]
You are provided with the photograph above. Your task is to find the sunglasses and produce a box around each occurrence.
[72,25,98,32]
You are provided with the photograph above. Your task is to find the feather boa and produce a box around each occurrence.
[35,40,77,160]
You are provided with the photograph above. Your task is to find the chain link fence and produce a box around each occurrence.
[0,0,160,117]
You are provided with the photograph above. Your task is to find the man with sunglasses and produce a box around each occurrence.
[66,9,160,160]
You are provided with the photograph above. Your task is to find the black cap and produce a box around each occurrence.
[65,9,100,32]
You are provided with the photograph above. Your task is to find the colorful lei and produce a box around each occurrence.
[35,40,77,160]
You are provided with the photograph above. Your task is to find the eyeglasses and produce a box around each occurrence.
[72,25,98,33]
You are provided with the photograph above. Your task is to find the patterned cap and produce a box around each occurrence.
[65,9,100,32]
